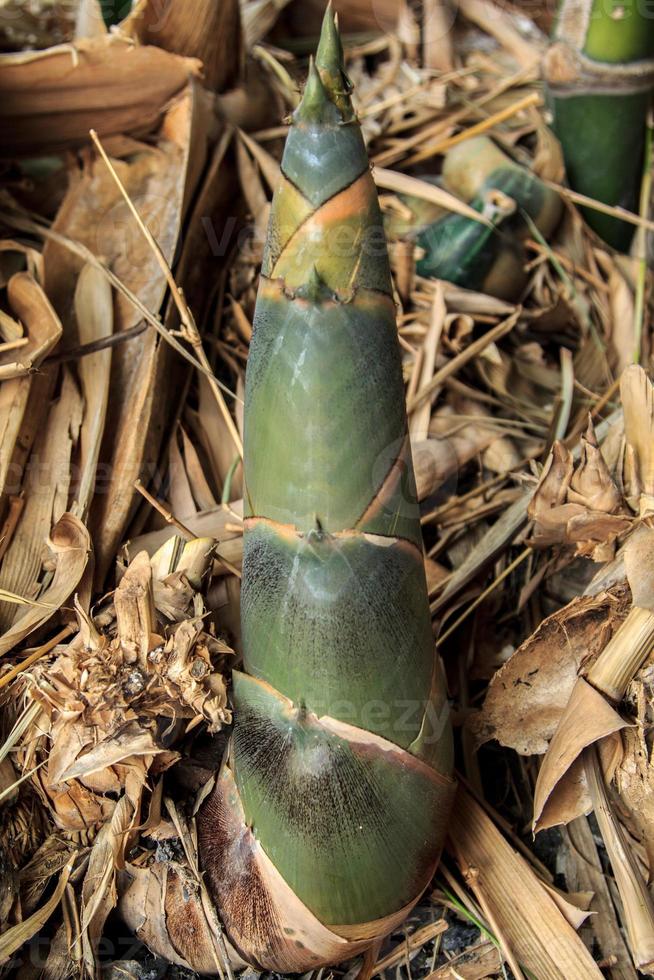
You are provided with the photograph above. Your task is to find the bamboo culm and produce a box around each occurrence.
[197,8,454,972]
[544,0,654,250]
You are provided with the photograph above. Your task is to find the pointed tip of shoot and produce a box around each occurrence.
[293,55,337,125]
[315,3,354,119]
[316,3,344,77]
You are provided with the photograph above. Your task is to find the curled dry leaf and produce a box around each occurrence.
[119,859,240,974]
[80,774,146,977]
[532,678,626,831]
[0,370,83,631]
[0,513,89,657]
[528,420,629,559]
[122,0,242,93]
[71,263,113,521]
[533,528,654,831]
[0,272,62,380]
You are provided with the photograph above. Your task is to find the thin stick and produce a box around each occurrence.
[0,337,29,354]
[90,130,243,459]
[134,481,242,579]
[407,91,541,166]
[0,626,73,689]
[44,323,147,365]
[584,745,654,972]
[408,310,520,411]
[545,180,654,234]
[134,480,195,540]
[0,207,240,404]
[436,547,531,646]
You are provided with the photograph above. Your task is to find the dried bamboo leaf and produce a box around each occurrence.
[562,817,637,980]
[81,773,145,977]
[57,728,171,784]
[0,271,63,380]
[0,369,83,630]
[448,786,603,979]
[469,587,631,754]
[584,746,654,974]
[71,264,113,521]
[532,677,626,830]
[123,0,242,93]
[40,84,211,584]
[119,860,240,973]
[621,365,654,513]
[0,375,31,501]
[169,431,198,519]
[0,513,90,657]
[0,852,75,963]
[0,36,201,156]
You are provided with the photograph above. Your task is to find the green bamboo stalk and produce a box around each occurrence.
[198,8,454,972]
[544,0,654,250]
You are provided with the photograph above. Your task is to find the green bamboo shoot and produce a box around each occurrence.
[416,136,562,298]
[197,8,454,972]
[544,0,654,250]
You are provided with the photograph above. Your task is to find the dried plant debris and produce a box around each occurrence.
[0,0,653,977]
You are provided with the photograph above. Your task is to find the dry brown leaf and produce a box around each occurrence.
[561,817,637,980]
[0,852,75,964]
[532,678,627,831]
[0,36,201,156]
[621,365,654,514]
[81,771,145,977]
[0,513,90,657]
[607,264,636,377]
[119,860,238,973]
[469,587,631,755]
[71,264,113,521]
[41,83,211,584]
[122,0,242,92]
[0,375,31,502]
[0,271,62,380]
[0,369,83,630]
